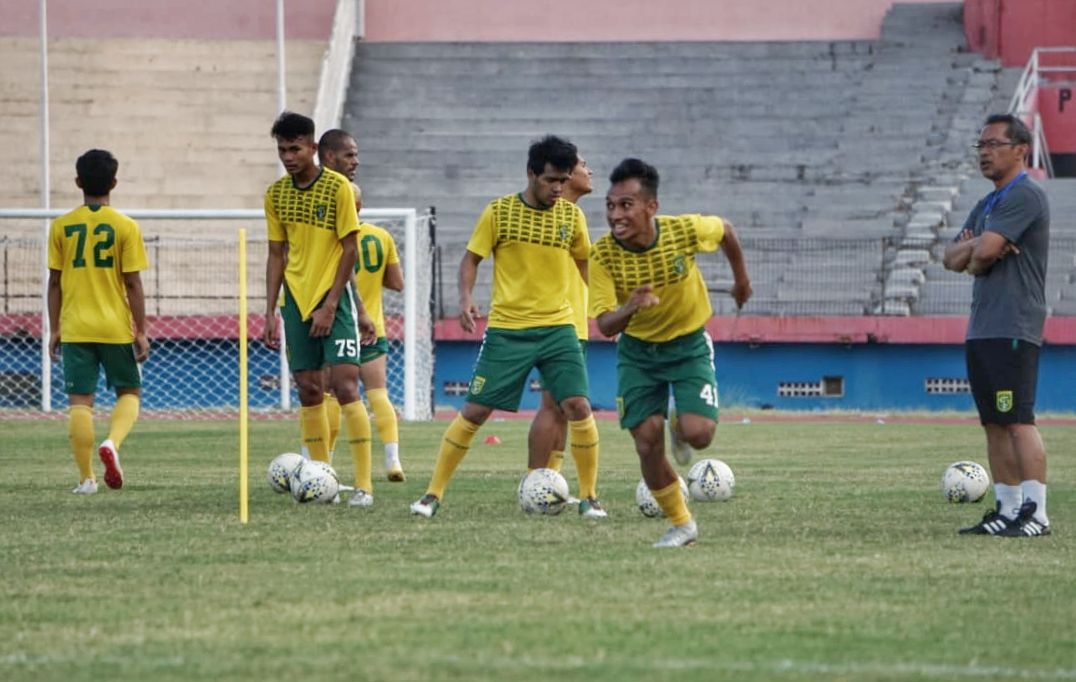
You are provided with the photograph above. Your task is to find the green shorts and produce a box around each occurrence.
[616,328,719,429]
[282,282,362,372]
[538,339,587,393]
[360,336,389,364]
[467,325,588,411]
[61,342,141,395]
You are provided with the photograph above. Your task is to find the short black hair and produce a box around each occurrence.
[984,113,1032,146]
[318,129,355,157]
[609,158,660,198]
[271,111,315,140]
[527,135,578,175]
[76,149,118,196]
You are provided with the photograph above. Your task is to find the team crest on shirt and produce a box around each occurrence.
[470,376,486,395]
[671,255,686,275]
[996,390,1013,413]
[315,204,327,221]
[558,224,571,242]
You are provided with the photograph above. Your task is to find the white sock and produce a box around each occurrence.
[384,442,400,469]
[1020,480,1048,525]
[994,484,1022,520]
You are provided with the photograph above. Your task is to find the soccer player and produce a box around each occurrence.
[315,130,406,482]
[410,135,606,520]
[943,114,1052,537]
[47,149,149,494]
[589,158,752,547]
[263,112,378,507]
[527,154,593,472]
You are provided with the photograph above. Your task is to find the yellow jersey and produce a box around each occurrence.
[355,222,400,338]
[466,193,590,330]
[589,214,725,342]
[47,204,149,343]
[568,273,588,341]
[265,168,359,320]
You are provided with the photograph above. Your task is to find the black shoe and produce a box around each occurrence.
[958,501,1012,535]
[998,501,1051,537]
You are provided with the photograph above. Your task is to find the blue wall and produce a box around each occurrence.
[3,337,1071,413]
[433,340,1076,413]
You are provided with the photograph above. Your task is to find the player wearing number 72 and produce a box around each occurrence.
[589,158,752,548]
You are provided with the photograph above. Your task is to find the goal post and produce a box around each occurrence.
[0,207,435,421]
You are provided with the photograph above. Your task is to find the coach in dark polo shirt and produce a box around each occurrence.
[943,113,1051,538]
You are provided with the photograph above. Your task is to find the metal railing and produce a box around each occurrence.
[1008,46,1076,179]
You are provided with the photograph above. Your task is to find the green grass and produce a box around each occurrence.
[2,417,1075,682]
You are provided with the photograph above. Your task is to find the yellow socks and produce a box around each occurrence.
[653,479,692,526]
[108,393,140,449]
[546,449,565,472]
[325,393,341,453]
[341,400,372,492]
[427,414,480,499]
[568,415,599,499]
[299,403,330,462]
[69,405,95,481]
[367,387,399,446]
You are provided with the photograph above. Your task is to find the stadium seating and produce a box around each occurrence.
[0,37,323,220]
[342,2,1048,317]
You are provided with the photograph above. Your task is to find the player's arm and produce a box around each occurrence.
[720,221,752,309]
[595,285,660,338]
[383,262,404,292]
[942,229,975,273]
[458,250,483,333]
[310,232,360,338]
[46,269,62,361]
[263,240,286,349]
[123,271,150,362]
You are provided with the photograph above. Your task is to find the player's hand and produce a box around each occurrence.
[133,333,150,363]
[263,313,280,350]
[731,279,753,310]
[627,285,660,312]
[956,228,974,242]
[358,312,377,345]
[48,331,61,362]
[309,304,335,338]
[459,301,481,334]
[1000,242,1021,259]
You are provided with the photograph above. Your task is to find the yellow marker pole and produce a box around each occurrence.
[238,228,249,524]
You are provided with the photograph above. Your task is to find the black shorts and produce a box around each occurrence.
[965,338,1040,425]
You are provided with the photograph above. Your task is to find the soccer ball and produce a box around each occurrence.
[518,468,571,515]
[635,476,689,518]
[289,459,340,504]
[267,452,304,493]
[687,458,736,502]
[941,461,990,503]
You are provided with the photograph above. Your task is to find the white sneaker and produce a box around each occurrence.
[98,439,124,489]
[385,452,405,482]
[667,404,693,465]
[653,519,698,548]
[410,494,440,518]
[348,489,374,508]
[72,479,98,495]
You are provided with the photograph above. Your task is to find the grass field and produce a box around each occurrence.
[2,416,1074,682]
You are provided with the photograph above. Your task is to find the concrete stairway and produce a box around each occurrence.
[342,3,1012,317]
[0,37,322,220]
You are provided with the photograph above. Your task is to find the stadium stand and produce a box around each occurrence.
[0,37,323,216]
[342,2,1035,317]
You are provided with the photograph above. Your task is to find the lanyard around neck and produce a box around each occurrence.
[983,171,1027,218]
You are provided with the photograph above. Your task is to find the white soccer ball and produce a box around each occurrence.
[687,458,736,502]
[267,452,305,493]
[518,468,571,515]
[635,476,689,518]
[289,459,340,504]
[941,460,990,503]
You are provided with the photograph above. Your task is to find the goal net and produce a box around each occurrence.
[0,208,434,420]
